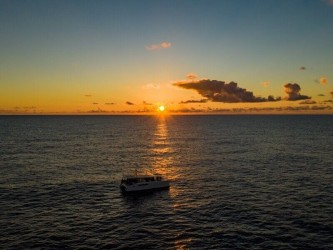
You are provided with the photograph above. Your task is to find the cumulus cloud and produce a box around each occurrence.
[126,101,135,105]
[146,42,171,51]
[284,83,311,101]
[173,79,280,103]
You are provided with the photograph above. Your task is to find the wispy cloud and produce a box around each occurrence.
[299,99,316,105]
[142,83,160,90]
[325,0,333,6]
[143,101,153,105]
[261,81,270,87]
[146,41,171,51]
[180,99,208,104]
[186,72,198,80]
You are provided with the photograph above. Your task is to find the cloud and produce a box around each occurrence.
[325,0,333,6]
[299,66,306,70]
[299,99,316,105]
[318,94,325,97]
[331,90,333,98]
[126,101,135,105]
[180,99,208,104]
[320,77,328,85]
[186,72,198,80]
[105,102,115,105]
[143,101,153,105]
[84,94,92,97]
[93,102,99,105]
[261,81,270,87]
[284,83,311,101]
[315,77,328,85]
[88,108,108,113]
[146,42,171,51]
[173,79,280,103]
[142,83,160,90]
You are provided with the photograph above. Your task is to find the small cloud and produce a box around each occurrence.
[146,41,171,51]
[88,108,108,113]
[23,106,37,110]
[261,81,270,87]
[315,77,328,85]
[320,77,328,85]
[142,83,160,90]
[126,101,135,105]
[180,99,208,104]
[330,90,333,98]
[318,94,325,97]
[284,83,311,101]
[105,102,115,105]
[325,0,333,6]
[143,101,153,105]
[311,105,332,110]
[93,103,99,105]
[186,73,198,80]
[84,94,92,97]
[299,66,306,70]
[299,99,316,105]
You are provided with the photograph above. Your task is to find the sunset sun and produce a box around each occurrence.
[158,105,165,112]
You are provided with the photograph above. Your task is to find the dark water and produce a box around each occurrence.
[1,115,332,249]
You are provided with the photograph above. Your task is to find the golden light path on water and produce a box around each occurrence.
[149,115,192,250]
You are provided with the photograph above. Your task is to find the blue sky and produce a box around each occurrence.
[1,0,333,113]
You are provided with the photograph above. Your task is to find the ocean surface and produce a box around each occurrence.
[0,115,332,249]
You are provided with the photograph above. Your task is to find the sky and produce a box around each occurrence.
[1,0,333,114]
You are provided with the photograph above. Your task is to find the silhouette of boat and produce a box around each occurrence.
[120,173,170,193]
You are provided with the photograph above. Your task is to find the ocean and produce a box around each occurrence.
[0,115,332,249]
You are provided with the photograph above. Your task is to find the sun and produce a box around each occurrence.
[158,105,165,112]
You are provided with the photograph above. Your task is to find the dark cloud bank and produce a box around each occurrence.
[174,79,311,103]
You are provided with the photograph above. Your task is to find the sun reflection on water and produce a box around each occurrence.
[149,116,179,182]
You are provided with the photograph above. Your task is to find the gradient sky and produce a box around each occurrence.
[1,0,333,114]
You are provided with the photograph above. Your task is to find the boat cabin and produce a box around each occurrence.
[121,175,163,185]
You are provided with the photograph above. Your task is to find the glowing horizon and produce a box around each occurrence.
[1,1,333,115]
